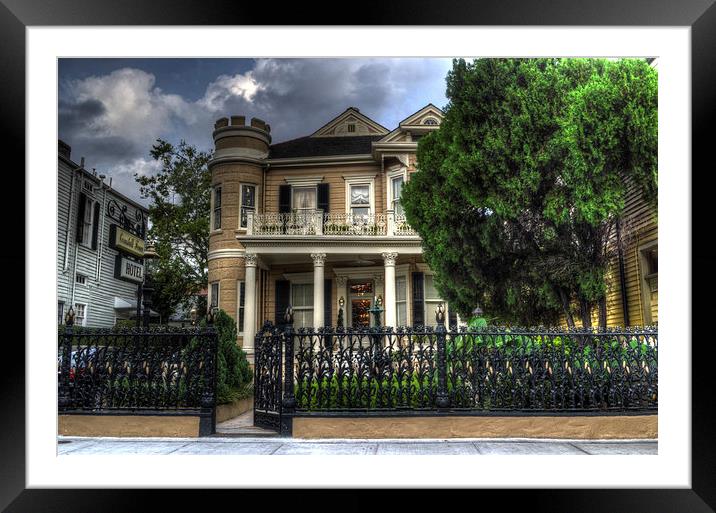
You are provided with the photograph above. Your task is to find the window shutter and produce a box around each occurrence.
[279,185,291,213]
[91,201,101,250]
[275,279,290,325]
[75,192,87,243]
[412,272,424,327]
[324,279,332,327]
[317,183,329,213]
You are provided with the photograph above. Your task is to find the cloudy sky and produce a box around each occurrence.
[58,58,453,205]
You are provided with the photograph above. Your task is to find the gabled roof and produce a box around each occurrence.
[269,135,383,159]
[378,103,445,143]
[310,107,389,138]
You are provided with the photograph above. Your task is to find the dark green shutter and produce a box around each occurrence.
[324,279,332,327]
[317,183,329,213]
[91,201,100,250]
[75,192,87,243]
[238,281,245,332]
[275,279,290,325]
[412,272,424,326]
[279,185,291,213]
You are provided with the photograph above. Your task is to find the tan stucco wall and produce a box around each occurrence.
[292,415,657,439]
[210,163,263,244]
[59,415,201,437]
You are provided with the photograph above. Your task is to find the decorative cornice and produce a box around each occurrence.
[208,154,267,170]
[207,248,246,261]
[267,154,376,168]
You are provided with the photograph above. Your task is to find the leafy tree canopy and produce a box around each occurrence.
[402,58,657,327]
[136,140,212,322]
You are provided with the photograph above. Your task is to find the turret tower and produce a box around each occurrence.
[207,115,270,360]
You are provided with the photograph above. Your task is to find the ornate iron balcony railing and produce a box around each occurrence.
[245,209,417,237]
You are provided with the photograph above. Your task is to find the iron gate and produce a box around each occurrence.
[253,322,284,431]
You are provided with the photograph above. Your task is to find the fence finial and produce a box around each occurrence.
[435,303,445,325]
[284,305,294,325]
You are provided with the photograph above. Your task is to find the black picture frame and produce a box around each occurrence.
[3,0,713,510]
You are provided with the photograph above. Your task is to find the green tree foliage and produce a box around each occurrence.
[402,58,657,327]
[135,140,212,321]
[210,310,252,404]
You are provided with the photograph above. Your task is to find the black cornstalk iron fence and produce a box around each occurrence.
[254,308,657,435]
[58,313,219,436]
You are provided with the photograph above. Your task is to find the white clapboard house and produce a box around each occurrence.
[57,140,152,327]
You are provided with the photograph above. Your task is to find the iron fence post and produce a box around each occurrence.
[435,304,450,410]
[281,307,295,436]
[58,309,75,409]
[200,310,217,435]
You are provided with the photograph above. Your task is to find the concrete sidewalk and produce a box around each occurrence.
[57,436,657,455]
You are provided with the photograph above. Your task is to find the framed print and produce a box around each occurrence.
[4,0,714,510]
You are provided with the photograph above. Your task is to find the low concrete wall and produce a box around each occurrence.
[59,415,201,438]
[216,397,253,423]
[292,414,657,440]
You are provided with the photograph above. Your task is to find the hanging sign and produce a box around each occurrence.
[114,254,144,284]
[109,224,145,257]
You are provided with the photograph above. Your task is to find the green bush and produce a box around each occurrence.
[209,310,253,404]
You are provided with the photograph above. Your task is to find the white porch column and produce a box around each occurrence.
[311,253,326,328]
[382,252,398,327]
[243,253,258,358]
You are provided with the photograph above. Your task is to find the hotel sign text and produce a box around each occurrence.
[109,224,145,257]
[114,255,144,284]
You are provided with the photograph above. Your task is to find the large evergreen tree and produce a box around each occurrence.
[402,58,657,327]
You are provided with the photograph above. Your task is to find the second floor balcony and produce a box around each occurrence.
[245,210,418,237]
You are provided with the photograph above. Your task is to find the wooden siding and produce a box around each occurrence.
[264,163,386,214]
[560,177,658,328]
[58,156,149,327]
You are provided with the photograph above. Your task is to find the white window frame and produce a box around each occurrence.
[344,175,375,216]
[386,166,407,216]
[239,183,257,229]
[237,280,245,335]
[211,185,222,232]
[75,273,87,285]
[209,281,220,311]
[286,273,314,329]
[291,185,317,211]
[395,264,410,327]
[74,302,88,327]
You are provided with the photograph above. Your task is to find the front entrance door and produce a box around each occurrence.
[351,299,371,327]
[348,280,373,328]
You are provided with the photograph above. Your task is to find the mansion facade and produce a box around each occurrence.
[207,105,456,360]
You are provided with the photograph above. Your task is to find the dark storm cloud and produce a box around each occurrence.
[58,58,452,203]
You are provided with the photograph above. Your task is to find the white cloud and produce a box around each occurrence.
[198,72,262,111]
[65,68,195,144]
[59,58,453,207]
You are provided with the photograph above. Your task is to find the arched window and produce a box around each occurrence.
[423,118,438,125]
